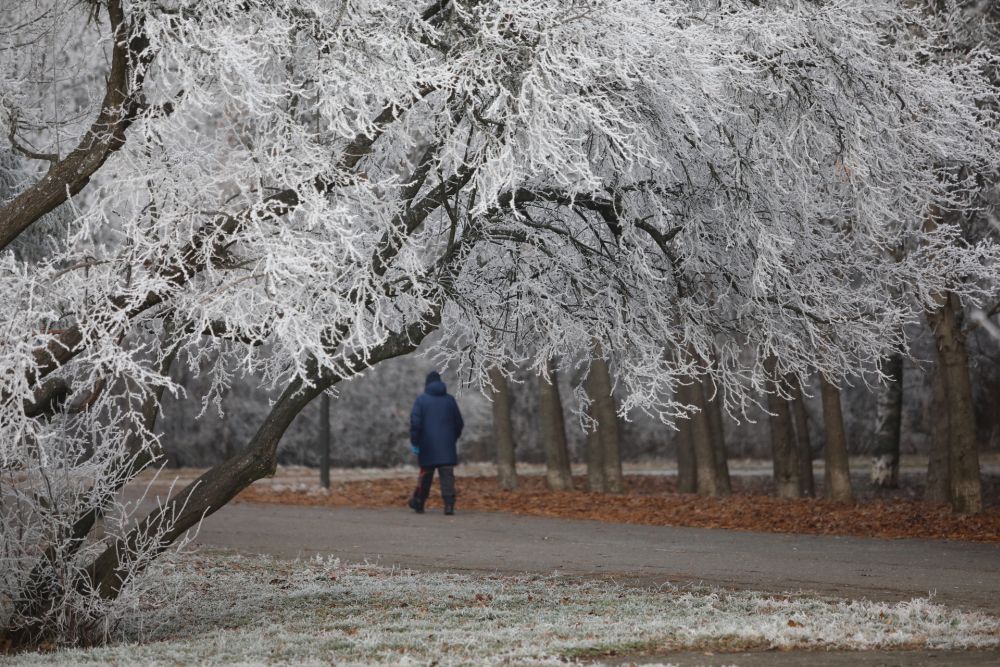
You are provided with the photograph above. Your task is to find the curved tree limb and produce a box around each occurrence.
[0,0,152,251]
[17,88,436,399]
[81,313,441,601]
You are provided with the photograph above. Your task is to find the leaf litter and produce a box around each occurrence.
[238,474,1000,542]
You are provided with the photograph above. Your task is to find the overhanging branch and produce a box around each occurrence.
[0,0,152,250]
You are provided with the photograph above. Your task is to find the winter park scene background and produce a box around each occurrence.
[3,0,1000,665]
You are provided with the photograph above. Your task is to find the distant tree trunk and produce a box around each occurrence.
[680,376,718,496]
[925,363,950,504]
[488,367,518,491]
[765,357,800,498]
[704,383,732,496]
[222,423,235,461]
[319,392,331,489]
[871,353,903,489]
[701,351,732,496]
[538,359,573,491]
[585,404,606,493]
[789,377,816,498]
[588,357,624,493]
[927,291,982,514]
[584,367,607,493]
[675,413,696,493]
[819,376,853,504]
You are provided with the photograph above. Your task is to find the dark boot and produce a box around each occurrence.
[443,496,455,516]
[409,467,434,514]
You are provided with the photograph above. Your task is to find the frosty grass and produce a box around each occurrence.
[9,552,1000,666]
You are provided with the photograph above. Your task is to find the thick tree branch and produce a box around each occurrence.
[81,314,441,600]
[17,89,436,397]
[0,0,151,250]
[22,378,71,418]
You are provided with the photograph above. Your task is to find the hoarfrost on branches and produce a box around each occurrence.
[2,0,1000,645]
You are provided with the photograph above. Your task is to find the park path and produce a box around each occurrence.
[193,501,1000,613]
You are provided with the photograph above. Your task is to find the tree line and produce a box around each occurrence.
[480,309,989,512]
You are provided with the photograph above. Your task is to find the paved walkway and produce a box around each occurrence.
[195,502,1000,613]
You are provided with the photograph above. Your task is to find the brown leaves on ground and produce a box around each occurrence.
[237,474,1000,543]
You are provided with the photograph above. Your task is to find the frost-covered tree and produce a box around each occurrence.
[904,0,1000,512]
[3,0,1000,648]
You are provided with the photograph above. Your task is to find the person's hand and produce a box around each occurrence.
[410,443,420,455]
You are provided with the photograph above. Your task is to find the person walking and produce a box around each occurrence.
[408,371,464,515]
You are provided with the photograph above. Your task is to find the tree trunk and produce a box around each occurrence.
[319,391,331,489]
[4,331,179,648]
[704,381,732,496]
[679,375,718,496]
[538,359,573,491]
[585,403,606,493]
[819,376,853,504]
[927,291,982,514]
[675,412,696,494]
[765,358,800,499]
[925,362,950,504]
[85,377,318,600]
[871,353,903,489]
[74,322,436,609]
[588,357,623,493]
[789,377,816,498]
[488,367,518,491]
[584,365,606,493]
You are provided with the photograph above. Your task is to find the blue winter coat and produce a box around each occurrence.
[410,374,464,467]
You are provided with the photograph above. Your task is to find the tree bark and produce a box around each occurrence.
[679,376,718,496]
[765,358,800,499]
[925,362,951,504]
[588,357,623,493]
[704,381,732,496]
[871,353,903,489]
[538,359,573,491]
[584,365,606,493]
[819,376,853,504]
[319,392,331,489]
[927,291,982,514]
[488,367,518,491]
[675,410,696,494]
[789,377,816,498]
[585,403,606,493]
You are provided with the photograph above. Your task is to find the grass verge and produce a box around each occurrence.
[7,552,999,665]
